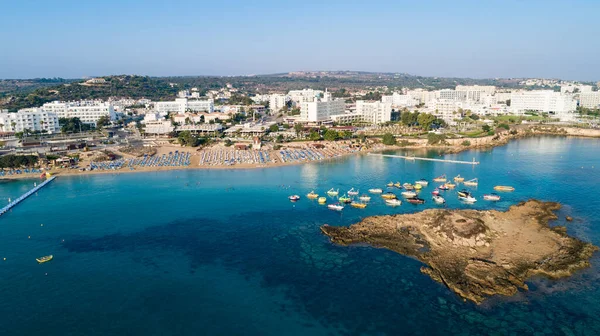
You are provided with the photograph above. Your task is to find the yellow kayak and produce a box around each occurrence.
[36,255,53,263]
[494,186,515,192]
[350,202,367,209]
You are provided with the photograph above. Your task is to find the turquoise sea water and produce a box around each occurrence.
[1,136,600,335]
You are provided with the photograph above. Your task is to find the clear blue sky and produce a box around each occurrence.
[1,0,599,80]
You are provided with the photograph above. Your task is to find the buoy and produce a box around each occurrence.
[3,258,6,261]
[41,224,44,227]
[28,236,31,239]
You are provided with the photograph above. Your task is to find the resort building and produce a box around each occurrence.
[0,109,60,134]
[381,93,418,107]
[579,92,600,109]
[154,98,214,114]
[510,90,577,118]
[176,124,223,135]
[269,94,289,112]
[299,90,345,123]
[42,101,116,126]
[143,120,175,135]
[288,89,323,104]
[224,121,277,137]
[355,100,392,124]
[455,85,496,102]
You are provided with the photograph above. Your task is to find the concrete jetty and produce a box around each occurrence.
[0,176,56,217]
[368,153,480,165]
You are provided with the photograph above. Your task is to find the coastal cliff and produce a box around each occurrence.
[321,200,597,304]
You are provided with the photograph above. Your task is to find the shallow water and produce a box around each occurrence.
[1,136,599,335]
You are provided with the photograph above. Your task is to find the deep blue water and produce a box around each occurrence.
[1,136,600,335]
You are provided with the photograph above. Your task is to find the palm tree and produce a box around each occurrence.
[10,122,16,131]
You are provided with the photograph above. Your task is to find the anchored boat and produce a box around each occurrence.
[381,192,397,199]
[454,175,464,182]
[289,195,301,201]
[369,188,383,194]
[415,179,429,186]
[406,197,425,204]
[338,194,352,203]
[327,188,339,196]
[318,197,327,204]
[483,193,501,201]
[494,185,515,192]
[464,178,479,187]
[385,199,402,206]
[307,191,319,199]
[327,203,344,211]
[387,181,394,187]
[36,255,53,263]
[459,195,477,203]
[402,183,414,190]
[432,195,445,204]
[350,202,367,208]
[359,195,371,202]
[394,182,402,188]
[457,189,470,198]
[433,174,447,182]
[401,190,417,198]
[347,188,359,196]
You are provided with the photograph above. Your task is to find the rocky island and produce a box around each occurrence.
[321,200,597,304]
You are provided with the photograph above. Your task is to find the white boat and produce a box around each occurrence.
[401,191,417,198]
[347,188,359,196]
[368,188,383,194]
[385,199,402,206]
[415,179,429,186]
[288,195,300,201]
[328,203,344,211]
[483,193,501,201]
[459,195,477,203]
[432,195,445,204]
[464,178,478,187]
[359,195,371,202]
[327,188,339,196]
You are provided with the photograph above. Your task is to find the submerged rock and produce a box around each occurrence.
[320,200,597,304]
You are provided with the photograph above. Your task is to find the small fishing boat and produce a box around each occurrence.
[307,191,319,199]
[438,184,450,191]
[415,179,429,186]
[457,189,470,198]
[387,181,394,187]
[369,188,383,194]
[401,190,417,198]
[338,194,352,203]
[381,192,397,199]
[318,197,327,204]
[433,174,447,182]
[414,184,422,190]
[347,188,359,196]
[394,182,402,188]
[432,195,445,204]
[406,197,425,204]
[431,188,440,196]
[402,183,414,190]
[350,202,367,209]
[454,175,465,182]
[327,188,339,196]
[459,195,477,203]
[385,199,402,206]
[483,193,501,201]
[444,183,456,189]
[359,195,371,202]
[328,203,344,211]
[464,178,479,187]
[36,255,53,263]
[289,195,301,201]
[494,185,515,192]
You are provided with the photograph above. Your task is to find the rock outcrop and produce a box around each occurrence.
[321,200,597,304]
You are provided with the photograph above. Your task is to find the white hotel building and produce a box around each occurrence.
[43,101,117,126]
[0,108,60,133]
[355,101,393,124]
[154,98,214,114]
[299,92,345,123]
[510,90,577,119]
[579,92,600,109]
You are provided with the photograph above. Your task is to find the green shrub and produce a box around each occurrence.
[382,133,396,145]
[427,133,446,145]
[461,140,471,146]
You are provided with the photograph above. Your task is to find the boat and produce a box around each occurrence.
[289,195,301,201]
[406,197,425,204]
[464,178,478,187]
[347,188,359,196]
[359,195,371,202]
[385,199,402,206]
[433,174,447,182]
[414,183,422,190]
[454,175,465,182]
[394,182,402,188]
[350,202,367,208]
[459,195,477,203]
[318,197,327,204]
[381,192,397,199]
[328,203,344,211]
[483,193,501,201]
[36,255,53,263]
[457,189,470,198]
[432,195,445,204]
[444,183,456,189]
[401,190,417,198]
[307,191,319,199]
[415,179,429,186]
[338,194,352,203]
[327,188,339,196]
[387,181,394,187]
[369,188,383,194]
[402,183,414,190]
[494,185,515,192]
[431,188,440,196]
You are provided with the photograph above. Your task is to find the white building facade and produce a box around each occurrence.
[355,101,392,124]
[579,92,600,109]
[0,108,60,133]
[510,90,577,120]
[43,101,116,126]
[154,98,214,114]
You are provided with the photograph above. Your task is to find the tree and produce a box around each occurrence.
[276,134,284,143]
[324,129,339,141]
[96,115,110,129]
[309,130,321,141]
[417,113,436,130]
[482,124,491,132]
[177,131,204,147]
[427,133,446,145]
[269,124,279,132]
[382,133,396,145]
[294,123,303,137]
[358,133,366,143]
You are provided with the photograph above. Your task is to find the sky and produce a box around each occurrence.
[1,0,599,81]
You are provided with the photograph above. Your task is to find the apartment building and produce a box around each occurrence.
[43,101,116,126]
[579,92,600,109]
[269,94,289,112]
[355,101,392,124]
[154,98,214,114]
[510,90,577,119]
[0,108,60,133]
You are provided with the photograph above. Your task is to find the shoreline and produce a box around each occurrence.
[2,125,599,180]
